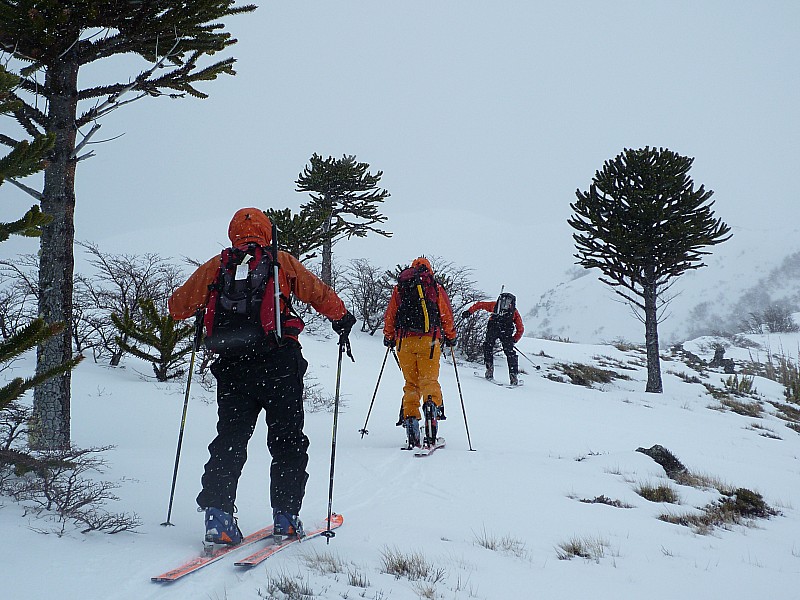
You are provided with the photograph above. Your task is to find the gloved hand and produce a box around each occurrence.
[443,336,457,347]
[461,310,471,319]
[331,311,356,336]
[383,337,396,348]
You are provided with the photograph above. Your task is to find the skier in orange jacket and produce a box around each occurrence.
[169,207,355,545]
[383,257,456,448]
[463,292,524,385]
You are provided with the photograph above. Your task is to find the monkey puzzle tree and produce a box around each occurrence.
[264,207,345,263]
[296,153,391,287]
[568,147,731,393]
[0,0,256,449]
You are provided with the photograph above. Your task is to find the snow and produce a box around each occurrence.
[4,326,800,599]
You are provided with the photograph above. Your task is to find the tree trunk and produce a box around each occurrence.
[643,282,663,393]
[31,57,80,450]
[321,209,333,287]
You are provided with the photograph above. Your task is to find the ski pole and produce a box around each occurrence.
[449,346,475,451]
[513,344,541,370]
[323,331,353,542]
[161,310,204,526]
[390,347,406,426]
[359,346,390,438]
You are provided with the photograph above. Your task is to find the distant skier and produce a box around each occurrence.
[462,292,524,385]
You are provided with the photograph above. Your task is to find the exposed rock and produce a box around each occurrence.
[636,444,688,479]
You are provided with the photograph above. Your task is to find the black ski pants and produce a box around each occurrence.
[196,341,309,516]
[483,319,518,375]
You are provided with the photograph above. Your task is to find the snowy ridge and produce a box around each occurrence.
[525,225,800,346]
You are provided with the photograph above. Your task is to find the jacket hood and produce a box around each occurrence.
[411,256,433,273]
[228,208,273,247]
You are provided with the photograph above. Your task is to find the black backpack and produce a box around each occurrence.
[203,243,303,355]
[492,292,516,321]
[395,266,441,336]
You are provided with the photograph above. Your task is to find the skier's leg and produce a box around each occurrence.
[197,360,261,514]
[264,343,310,516]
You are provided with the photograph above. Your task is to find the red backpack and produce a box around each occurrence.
[204,243,303,355]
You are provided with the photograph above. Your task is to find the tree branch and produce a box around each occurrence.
[6,178,43,201]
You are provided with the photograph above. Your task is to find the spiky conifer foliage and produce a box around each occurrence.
[111,299,194,382]
[569,147,731,393]
[0,0,255,448]
[296,154,391,286]
[264,207,346,262]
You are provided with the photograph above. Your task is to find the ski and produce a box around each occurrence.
[414,437,445,457]
[473,371,523,389]
[152,524,274,582]
[234,513,344,567]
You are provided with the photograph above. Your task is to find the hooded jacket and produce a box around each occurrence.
[168,208,347,333]
[383,257,456,342]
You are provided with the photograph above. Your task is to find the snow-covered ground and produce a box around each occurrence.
[4,327,800,599]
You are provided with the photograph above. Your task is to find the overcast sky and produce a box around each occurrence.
[3,1,799,312]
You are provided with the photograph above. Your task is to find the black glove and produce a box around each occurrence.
[443,336,456,347]
[383,337,396,348]
[331,311,356,336]
[461,310,471,319]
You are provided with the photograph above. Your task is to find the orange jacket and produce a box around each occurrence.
[383,257,456,342]
[466,301,524,343]
[168,208,346,327]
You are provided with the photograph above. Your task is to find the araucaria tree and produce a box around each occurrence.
[568,147,731,393]
[0,1,255,449]
[296,154,391,286]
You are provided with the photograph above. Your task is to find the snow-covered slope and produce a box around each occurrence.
[525,225,800,346]
[3,328,800,599]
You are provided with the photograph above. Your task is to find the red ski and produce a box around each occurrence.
[152,525,274,582]
[234,513,344,567]
[414,437,445,457]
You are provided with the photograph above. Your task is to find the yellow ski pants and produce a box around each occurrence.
[397,335,443,420]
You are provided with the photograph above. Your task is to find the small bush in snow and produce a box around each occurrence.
[379,546,443,583]
[635,482,680,504]
[473,527,528,558]
[257,570,315,599]
[579,495,634,509]
[723,374,757,396]
[549,362,630,388]
[555,535,610,562]
[660,487,777,534]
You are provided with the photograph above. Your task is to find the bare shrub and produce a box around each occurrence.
[660,487,777,534]
[579,494,634,509]
[74,242,183,365]
[635,482,680,504]
[555,535,610,562]
[550,362,631,388]
[2,445,141,535]
[257,570,315,599]
[340,258,393,335]
[473,527,528,558]
[379,546,444,583]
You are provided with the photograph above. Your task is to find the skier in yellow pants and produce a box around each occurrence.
[383,257,457,448]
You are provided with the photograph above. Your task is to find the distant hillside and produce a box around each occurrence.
[525,226,800,346]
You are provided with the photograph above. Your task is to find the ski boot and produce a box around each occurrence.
[485,366,494,380]
[509,371,519,386]
[404,416,421,449]
[273,509,304,541]
[203,507,243,546]
[422,398,439,448]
